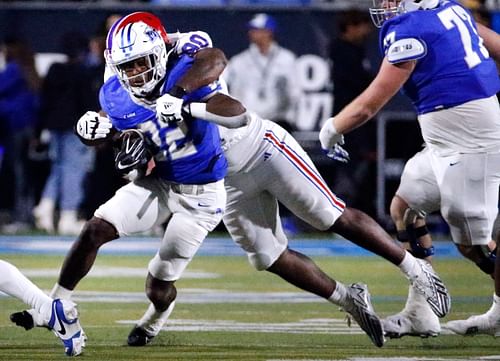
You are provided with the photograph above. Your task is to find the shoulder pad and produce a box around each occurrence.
[387,38,427,63]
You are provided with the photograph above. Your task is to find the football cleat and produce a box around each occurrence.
[48,299,85,356]
[10,310,35,330]
[127,326,155,346]
[343,283,385,347]
[444,307,500,337]
[409,259,450,318]
[383,311,440,338]
[382,285,440,339]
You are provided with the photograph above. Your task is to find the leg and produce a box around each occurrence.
[267,249,335,298]
[129,180,226,346]
[0,260,85,356]
[57,217,118,291]
[383,195,441,338]
[331,207,404,265]
[128,274,177,346]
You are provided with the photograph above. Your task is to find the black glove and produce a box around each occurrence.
[114,129,155,181]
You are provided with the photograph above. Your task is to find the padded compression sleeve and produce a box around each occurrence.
[187,103,249,128]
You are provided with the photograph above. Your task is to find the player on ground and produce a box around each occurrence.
[319,0,500,338]
[1,260,84,356]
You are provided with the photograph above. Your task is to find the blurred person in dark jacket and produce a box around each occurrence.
[33,31,94,235]
[0,36,41,232]
[327,9,377,216]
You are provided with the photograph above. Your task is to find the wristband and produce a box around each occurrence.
[168,85,188,98]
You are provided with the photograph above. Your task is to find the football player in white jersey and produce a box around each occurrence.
[320,0,500,338]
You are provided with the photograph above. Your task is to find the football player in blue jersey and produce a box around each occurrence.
[9,13,250,350]
[320,0,500,338]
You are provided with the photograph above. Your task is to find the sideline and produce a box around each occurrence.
[0,235,461,257]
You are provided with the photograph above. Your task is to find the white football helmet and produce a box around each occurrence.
[105,21,169,97]
[369,0,440,28]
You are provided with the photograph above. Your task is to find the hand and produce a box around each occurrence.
[319,117,347,162]
[156,93,184,124]
[76,111,112,140]
[325,144,350,163]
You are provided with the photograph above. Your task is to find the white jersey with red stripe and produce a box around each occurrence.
[221,114,345,270]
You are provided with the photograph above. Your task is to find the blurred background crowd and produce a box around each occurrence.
[0,0,498,236]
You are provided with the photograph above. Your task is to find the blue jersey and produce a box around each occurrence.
[99,55,227,184]
[380,0,500,114]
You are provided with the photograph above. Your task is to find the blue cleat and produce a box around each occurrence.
[48,299,85,356]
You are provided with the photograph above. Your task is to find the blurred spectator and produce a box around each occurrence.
[223,13,302,131]
[80,14,126,220]
[0,36,41,233]
[327,9,377,216]
[33,31,94,235]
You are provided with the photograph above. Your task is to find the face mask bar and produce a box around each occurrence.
[369,0,401,28]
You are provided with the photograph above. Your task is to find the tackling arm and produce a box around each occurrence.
[174,48,228,93]
[185,93,249,128]
[319,58,414,152]
[333,58,415,133]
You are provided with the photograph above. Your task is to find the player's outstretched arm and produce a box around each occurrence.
[185,93,249,128]
[175,48,228,93]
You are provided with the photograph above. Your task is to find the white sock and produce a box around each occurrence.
[398,251,420,280]
[50,283,74,300]
[0,260,52,314]
[328,281,348,307]
[137,301,176,336]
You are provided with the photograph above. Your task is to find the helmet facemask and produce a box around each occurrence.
[369,0,402,28]
[105,21,168,97]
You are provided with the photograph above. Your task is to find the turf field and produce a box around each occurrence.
[0,236,498,361]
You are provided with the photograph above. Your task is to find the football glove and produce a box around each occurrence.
[319,117,349,162]
[156,93,184,124]
[76,111,113,141]
[114,129,155,181]
[325,144,350,163]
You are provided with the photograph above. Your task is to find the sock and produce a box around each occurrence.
[398,251,420,280]
[0,260,52,314]
[328,281,348,307]
[50,283,74,300]
[137,301,176,336]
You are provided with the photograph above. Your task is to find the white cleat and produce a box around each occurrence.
[343,283,385,347]
[383,285,441,339]
[48,299,85,356]
[444,299,500,337]
[409,259,450,318]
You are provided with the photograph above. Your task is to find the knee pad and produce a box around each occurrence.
[248,253,277,271]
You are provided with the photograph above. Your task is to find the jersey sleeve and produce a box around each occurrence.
[380,17,427,64]
[170,31,213,56]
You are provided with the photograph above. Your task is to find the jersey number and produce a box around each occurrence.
[438,5,489,69]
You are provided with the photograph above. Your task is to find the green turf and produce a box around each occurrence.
[0,253,498,360]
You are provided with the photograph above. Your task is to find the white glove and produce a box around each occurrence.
[319,117,350,162]
[156,93,184,124]
[319,117,345,149]
[76,111,112,140]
